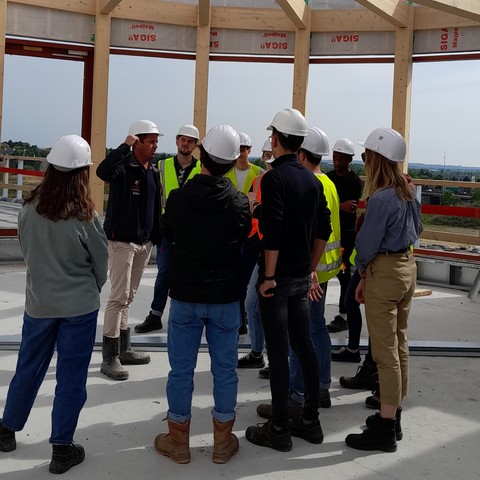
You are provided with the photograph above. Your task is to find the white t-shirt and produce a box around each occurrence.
[235,167,250,193]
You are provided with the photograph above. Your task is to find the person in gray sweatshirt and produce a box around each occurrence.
[0,135,108,474]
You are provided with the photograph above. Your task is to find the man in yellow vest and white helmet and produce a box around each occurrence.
[136,124,200,334]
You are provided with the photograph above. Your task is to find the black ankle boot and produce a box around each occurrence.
[345,416,397,452]
[0,421,16,452]
[366,409,403,441]
[49,443,85,474]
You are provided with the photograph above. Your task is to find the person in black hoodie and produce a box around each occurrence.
[96,119,162,381]
[154,125,251,465]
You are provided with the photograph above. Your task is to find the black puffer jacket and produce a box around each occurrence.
[161,174,251,304]
[97,143,162,245]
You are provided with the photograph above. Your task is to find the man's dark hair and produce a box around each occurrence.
[199,145,235,177]
[272,127,304,152]
[298,148,322,166]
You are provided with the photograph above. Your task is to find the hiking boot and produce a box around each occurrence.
[327,315,348,333]
[365,385,381,409]
[339,361,378,390]
[100,336,129,381]
[289,416,324,444]
[366,409,403,441]
[319,388,331,409]
[245,420,292,452]
[134,312,163,333]
[256,398,303,420]
[49,443,85,474]
[119,327,151,365]
[212,418,239,464]
[0,421,16,452]
[238,352,265,369]
[259,366,270,379]
[332,347,361,363]
[345,417,397,452]
[154,419,191,464]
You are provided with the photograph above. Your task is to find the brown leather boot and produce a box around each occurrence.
[154,419,191,464]
[212,418,239,464]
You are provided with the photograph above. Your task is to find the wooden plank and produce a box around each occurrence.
[276,0,308,30]
[193,24,210,140]
[420,230,480,246]
[100,0,123,15]
[292,9,311,113]
[355,0,411,28]
[413,0,480,23]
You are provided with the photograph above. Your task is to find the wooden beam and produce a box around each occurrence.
[412,0,480,23]
[276,0,308,30]
[414,5,480,29]
[100,0,123,15]
[198,0,210,27]
[355,0,411,28]
[0,0,6,140]
[193,24,210,141]
[292,8,311,114]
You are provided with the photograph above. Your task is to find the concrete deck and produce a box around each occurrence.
[1,262,479,479]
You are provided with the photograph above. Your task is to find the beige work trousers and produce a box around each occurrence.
[103,240,153,338]
[364,250,416,406]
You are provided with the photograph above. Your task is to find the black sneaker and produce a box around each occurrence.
[259,365,270,379]
[290,416,324,444]
[0,421,16,452]
[327,315,348,333]
[245,420,292,452]
[339,361,378,390]
[332,347,361,363]
[49,443,85,474]
[134,312,163,333]
[238,352,265,369]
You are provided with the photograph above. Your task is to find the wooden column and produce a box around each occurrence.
[292,8,311,115]
[391,7,414,172]
[90,3,112,214]
[0,0,6,140]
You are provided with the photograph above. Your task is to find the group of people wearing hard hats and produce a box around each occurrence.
[0,107,422,472]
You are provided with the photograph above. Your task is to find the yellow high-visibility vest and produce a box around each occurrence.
[225,163,264,194]
[315,173,343,283]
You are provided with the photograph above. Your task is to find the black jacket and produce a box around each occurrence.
[97,143,162,245]
[161,174,251,304]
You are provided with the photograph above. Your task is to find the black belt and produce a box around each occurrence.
[380,247,409,255]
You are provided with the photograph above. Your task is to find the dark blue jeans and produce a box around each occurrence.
[2,310,98,444]
[151,238,173,314]
[258,275,319,427]
[239,235,262,324]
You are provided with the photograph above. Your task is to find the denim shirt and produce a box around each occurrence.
[355,187,423,272]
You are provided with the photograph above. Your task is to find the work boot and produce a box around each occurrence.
[245,420,292,452]
[212,418,239,464]
[49,443,85,474]
[154,419,191,464]
[134,311,163,333]
[366,409,403,441]
[365,384,381,409]
[119,327,151,365]
[289,416,324,444]
[345,416,397,452]
[332,347,361,363]
[339,360,378,390]
[257,398,303,420]
[237,352,265,369]
[327,315,348,333]
[100,336,129,381]
[0,421,16,452]
[258,365,270,379]
[319,388,331,409]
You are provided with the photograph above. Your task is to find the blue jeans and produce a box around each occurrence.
[240,235,262,324]
[258,275,319,427]
[290,281,331,400]
[245,264,264,352]
[2,310,98,444]
[166,299,240,423]
[151,238,173,314]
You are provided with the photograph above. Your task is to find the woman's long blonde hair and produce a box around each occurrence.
[363,150,414,201]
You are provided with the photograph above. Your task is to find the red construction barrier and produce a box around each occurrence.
[0,167,44,177]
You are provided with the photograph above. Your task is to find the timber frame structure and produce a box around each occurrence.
[0,0,479,211]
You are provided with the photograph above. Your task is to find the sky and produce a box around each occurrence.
[3,52,480,168]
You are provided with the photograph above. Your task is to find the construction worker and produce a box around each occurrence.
[326,138,363,334]
[136,124,200,334]
[245,109,332,452]
[154,125,251,464]
[97,119,162,381]
[226,132,265,334]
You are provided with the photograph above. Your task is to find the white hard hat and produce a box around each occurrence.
[362,128,406,163]
[239,132,252,147]
[301,127,330,157]
[267,108,308,137]
[262,138,272,153]
[128,119,163,137]
[177,124,199,140]
[202,125,241,164]
[47,135,92,171]
[333,138,355,156]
